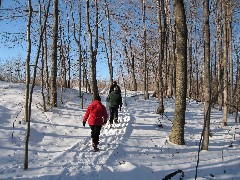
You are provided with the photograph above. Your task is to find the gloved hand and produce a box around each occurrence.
[83,121,86,127]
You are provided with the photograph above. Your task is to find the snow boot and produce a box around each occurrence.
[93,143,99,151]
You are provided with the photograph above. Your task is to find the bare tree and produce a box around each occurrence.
[24,0,50,170]
[228,4,233,113]
[40,0,51,112]
[86,0,99,100]
[142,0,149,99]
[201,0,211,151]
[24,0,33,123]
[24,0,33,170]
[71,0,83,97]
[215,0,223,110]
[234,44,240,122]
[169,0,187,145]
[103,0,113,84]
[51,0,58,107]
[44,18,50,106]
[167,0,175,98]
[187,1,194,98]
[156,0,164,114]
[222,0,229,126]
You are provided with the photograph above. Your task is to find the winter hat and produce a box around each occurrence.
[94,94,101,101]
[113,81,117,85]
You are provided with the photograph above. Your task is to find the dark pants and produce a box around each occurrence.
[90,125,102,145]
[109,106,118,124]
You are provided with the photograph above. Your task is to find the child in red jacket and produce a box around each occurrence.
[83,94,108,151]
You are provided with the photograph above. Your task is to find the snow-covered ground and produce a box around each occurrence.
[0,81,239,180]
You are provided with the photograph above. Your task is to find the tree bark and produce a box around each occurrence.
[216,0,223,110]
[142,0,149,99]
[156,0,164,114]
[129,39,137,91]
[234,45,240,122]
[222,0,229,126]
[51,0,58,107]
[169,0,187,145]
[86,0,98,101]
[201,0,211,151]
[71,0,83,97]
[104,0,113,84]
[24,0,33,170]
[228,5,233,114]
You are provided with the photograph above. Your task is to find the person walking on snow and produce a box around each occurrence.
[107,86,122,126]
[109,80,121,94]
[83,94,108,151]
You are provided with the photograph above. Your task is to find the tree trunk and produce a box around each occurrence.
[104,0,113,84]
[201,0,211,151]
[51,0,58,107]
[130,39,137,91]
[86,0,98,101]
[169,0,187,145]
[173,24,177,97]
[24,0,33,170]
[216,0,223,111]
[142,0,149,99]
[194,11,199,101]
[167,11,174,98]
[156,0,164,114]
[71,0,83,97]
[187,12,193,98]
[67,13,71,89]
[40,0,51,112]
[234,45,240,122]
[228,6,233,114]
[44,24,50,106]
[222,0,229,126]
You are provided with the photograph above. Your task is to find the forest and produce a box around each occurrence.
[0,0,240,172]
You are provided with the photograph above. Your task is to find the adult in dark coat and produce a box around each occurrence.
[107,87,122,125]
[109,81,121,94]
[83,95,108,151]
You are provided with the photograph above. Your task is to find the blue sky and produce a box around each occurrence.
[0,0,114,80]
[2,0,239,82]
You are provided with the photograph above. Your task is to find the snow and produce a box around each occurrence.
[0,81,240,180]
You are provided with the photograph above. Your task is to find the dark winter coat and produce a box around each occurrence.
[83,100,108,125]
[107,91,122,108]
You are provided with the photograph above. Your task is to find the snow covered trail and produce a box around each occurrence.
[37,105,132,180]
[0,84,132,180]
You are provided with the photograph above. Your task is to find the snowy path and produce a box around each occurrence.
[30,100,132,180]
[0,83,133,179]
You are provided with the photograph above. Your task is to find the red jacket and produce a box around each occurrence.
[83,100,108,125]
